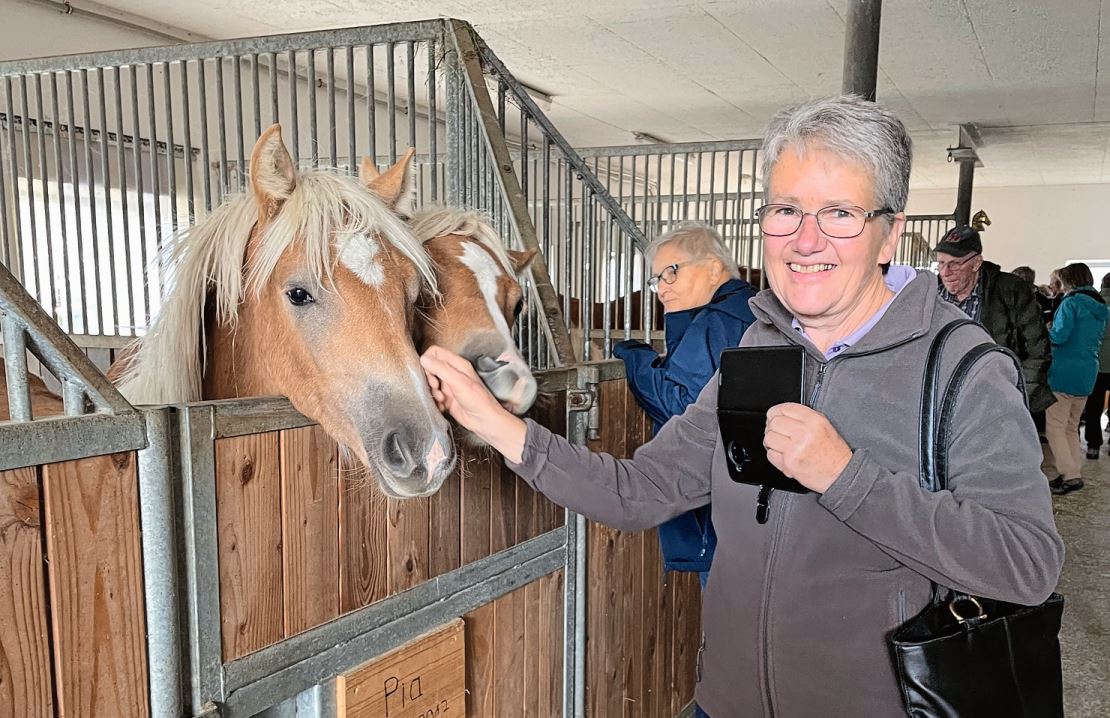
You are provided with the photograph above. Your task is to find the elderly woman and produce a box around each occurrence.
[421,95,1063,717]
[613,223,755,583]
[1045,262,1109,493]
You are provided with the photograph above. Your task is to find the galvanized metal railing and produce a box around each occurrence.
[901,213,955,268]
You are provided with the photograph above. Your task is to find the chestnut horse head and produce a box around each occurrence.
[115,125,454,498]
[393,202,539,418]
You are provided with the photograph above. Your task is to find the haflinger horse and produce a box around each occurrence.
[108,124,455,498]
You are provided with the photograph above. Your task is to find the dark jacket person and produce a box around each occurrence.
[420,95,1063,718]
[613,223,756,578]
[935,225,1055,412]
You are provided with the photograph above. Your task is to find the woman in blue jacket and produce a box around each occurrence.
[613,223,756,585]
[1045,262,1110,494]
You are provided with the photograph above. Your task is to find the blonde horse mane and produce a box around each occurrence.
[116,169,438,405]
[408,206,516,276]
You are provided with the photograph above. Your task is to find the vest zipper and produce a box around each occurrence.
[808,362,828,407]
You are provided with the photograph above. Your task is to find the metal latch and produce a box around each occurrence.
[567,365,600,442]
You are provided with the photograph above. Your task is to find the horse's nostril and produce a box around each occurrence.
[475,355,509,374]
[382,430,416,476]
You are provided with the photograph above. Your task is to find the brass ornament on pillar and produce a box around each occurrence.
[971,210,991,232]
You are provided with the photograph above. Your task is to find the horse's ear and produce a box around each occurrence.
[362,147,416,216]
[507,248,538,275]
[250,124,297,219]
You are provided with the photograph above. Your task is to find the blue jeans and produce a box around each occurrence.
[694,705,711,718]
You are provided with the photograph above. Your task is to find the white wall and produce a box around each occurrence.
[907,183,1110,284]
[0,0,166,60]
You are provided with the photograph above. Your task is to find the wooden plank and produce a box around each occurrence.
[522,579,541,718]
[280,426,340,636]
[339,462,388,613]
[215,433,283,659]
[623,383,646,717]
[670,572,701,716]
[460,451,491,564]
[386,493,430,594]
[489,454,516,555]
[42,452,148,717]
[605,381,628,718]
[492,584,525,718]
[463,601,495,718]
[338,619,465,718]
[640,529,663,718]
[427,458,461,579]
[539,570,564,718]
[0,466,52,718]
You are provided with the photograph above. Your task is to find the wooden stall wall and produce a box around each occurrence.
[0,451,149,718]
[585,378,702,718]
[213,392,569,715]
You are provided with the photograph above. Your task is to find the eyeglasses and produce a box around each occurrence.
[647,260,701,292]
[935,253,981,273]
[756,204,895,239]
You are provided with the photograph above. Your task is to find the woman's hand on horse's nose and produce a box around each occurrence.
[421,346,500,423]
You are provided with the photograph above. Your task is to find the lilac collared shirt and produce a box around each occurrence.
[791,265,918,360]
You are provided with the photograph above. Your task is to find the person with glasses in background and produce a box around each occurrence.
[612,223,756,587]
[935,225,1056,418]
[420,95,1061,718]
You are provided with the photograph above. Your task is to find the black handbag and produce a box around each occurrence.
[890,319,1065,718]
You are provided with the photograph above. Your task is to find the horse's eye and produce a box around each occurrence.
[513,299,524,319]
[286,287,314,306]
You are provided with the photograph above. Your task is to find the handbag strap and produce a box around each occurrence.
[918,319,1027,608]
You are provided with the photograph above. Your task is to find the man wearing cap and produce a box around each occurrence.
[935,225,1055,414]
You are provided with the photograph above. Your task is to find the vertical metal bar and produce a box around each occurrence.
[668,153,676,233]
[269,52,279,127]
[97,68,119,334]
[746,150,760,286]
[694,151,704,221]
[707,150,717,226]
[215,56,228,196]
[581,188,593,361]
[406,41,417,153]
[0,83,12,270]
[2,77,23,282]
[128,65,149,330]
[682,152,691,220]
[366,45,377,166]
[386,42,397,164]
[253,53,263,141]
[81,69,103,332]
[178,405,226,711]
[428,38,438,202]
[162,61,178,233]
[345,46,355,172]
[17,77,40,303]
[720,150,731,247]
[179,61,195,223]
[62,380,85,416]
[33,73,58,319]
[734,150,747,280]
[138,408,185,718]
[208,58,221,206]
[308,49,318,167]
[326,47,337,166]
[145,63,161,324]
[114,66,135,332]
[287,50,299,163]
[2,315,32,421]
[48,70,73,332]
[234,56,246,192]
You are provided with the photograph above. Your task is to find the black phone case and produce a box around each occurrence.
[717,345,810,493]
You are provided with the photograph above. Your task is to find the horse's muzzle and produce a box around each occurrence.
[378,426,456,497]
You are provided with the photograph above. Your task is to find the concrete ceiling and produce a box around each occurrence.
[17,0,1110,191]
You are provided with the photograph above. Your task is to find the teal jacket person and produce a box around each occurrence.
[613,224,756,576]
[1049,285,1109,396]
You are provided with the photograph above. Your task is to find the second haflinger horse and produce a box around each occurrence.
[112,124,456,498]
[357,160,539,428]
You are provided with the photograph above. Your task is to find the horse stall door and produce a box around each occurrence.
[585,376,702,718]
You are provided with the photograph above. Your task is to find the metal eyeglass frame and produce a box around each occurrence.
[647,260,703,293]
[756,204,895,239]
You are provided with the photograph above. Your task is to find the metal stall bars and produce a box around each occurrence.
[900,213,955,269]
[576,139,765,355]
[0,21,452,345]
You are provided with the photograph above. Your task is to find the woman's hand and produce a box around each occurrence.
[420,346,527,463]
[763,403,853,493]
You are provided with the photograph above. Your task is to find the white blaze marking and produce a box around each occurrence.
[339,232,384,286]
[459,242,519,353]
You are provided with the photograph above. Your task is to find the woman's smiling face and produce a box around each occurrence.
[763,144,903,328]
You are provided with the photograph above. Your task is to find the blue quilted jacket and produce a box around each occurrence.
[613,277,756,572]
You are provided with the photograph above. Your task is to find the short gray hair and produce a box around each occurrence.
[645,222,739,279]
[761,94,912,215]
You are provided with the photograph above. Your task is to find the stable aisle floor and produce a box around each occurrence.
[1050,446,1110,717]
